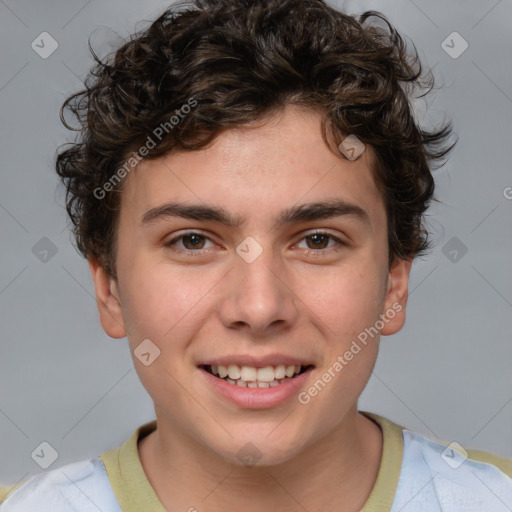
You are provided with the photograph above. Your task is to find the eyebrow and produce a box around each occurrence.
[140,199,371,228]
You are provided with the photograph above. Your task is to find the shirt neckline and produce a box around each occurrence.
[100,411,404,512]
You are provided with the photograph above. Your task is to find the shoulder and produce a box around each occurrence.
[0,457,121,511]
[464,445,512,478]
[363,412,512,511]
[394,428,512,511]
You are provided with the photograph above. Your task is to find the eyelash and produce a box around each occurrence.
[164,230,348,257]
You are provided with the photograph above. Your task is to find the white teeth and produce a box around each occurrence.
[240,366,257,381]
[207,363,306,387]
[256,366,275,382]
[285,365,296,377]
[274,364,286,379]
[227,365,241,380]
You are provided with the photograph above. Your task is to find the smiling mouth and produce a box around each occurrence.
[201,364,313,388]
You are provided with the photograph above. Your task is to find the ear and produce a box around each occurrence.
[88,256,126,339]
[380,257,412,336]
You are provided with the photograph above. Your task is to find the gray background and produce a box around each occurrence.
[1,0,511,486]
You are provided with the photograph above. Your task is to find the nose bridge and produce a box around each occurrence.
[238,240,281,293]
[218,235,299,334]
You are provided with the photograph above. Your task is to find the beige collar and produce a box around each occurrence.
[100,411,404,512]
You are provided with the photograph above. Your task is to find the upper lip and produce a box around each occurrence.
[199,354,314,368]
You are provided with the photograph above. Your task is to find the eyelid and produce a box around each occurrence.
[164,229,348,256]
[164,229,218,249]
[293,229,348,252]
[299,227,348,242]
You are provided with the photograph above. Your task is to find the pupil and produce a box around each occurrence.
[309,234,327,249]
[185,234,204,249]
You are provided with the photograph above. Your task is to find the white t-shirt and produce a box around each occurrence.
[1,413,511,511]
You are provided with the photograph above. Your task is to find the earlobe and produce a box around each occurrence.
[87,257,126,339]
[380,257,412,336]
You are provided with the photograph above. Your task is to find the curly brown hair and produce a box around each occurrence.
[56,0,454,278]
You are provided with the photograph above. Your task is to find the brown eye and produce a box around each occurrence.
[295,231,348,257]
[164,231,215,254]
[181,233,206,250]
[305,233,330,249]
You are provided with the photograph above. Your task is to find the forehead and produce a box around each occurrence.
[119,106,385,229]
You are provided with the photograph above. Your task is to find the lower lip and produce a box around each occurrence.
[199,366,314,409]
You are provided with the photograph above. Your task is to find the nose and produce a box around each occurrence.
[216,240,300,338]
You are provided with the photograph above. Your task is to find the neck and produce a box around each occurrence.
[138,408,383,512]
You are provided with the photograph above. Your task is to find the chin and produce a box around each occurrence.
[214,432,309,468]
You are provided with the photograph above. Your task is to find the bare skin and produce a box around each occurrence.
[89,105,411,511]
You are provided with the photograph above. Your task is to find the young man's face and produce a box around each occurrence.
[90,105,410,466]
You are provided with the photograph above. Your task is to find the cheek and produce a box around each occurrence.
[118,261,208,348]
[117,264,214,407]
[299,264,385,340]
